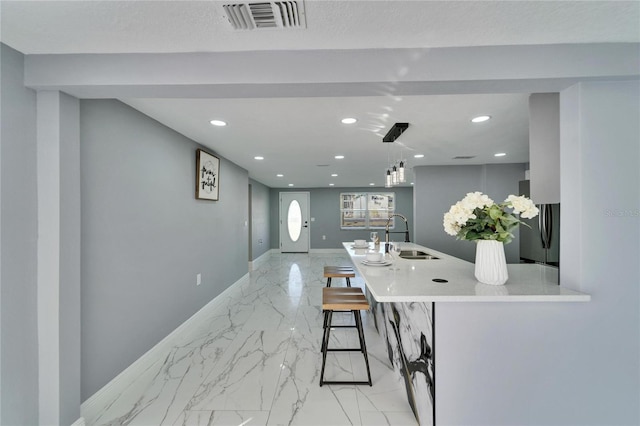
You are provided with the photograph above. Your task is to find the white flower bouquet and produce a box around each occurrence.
[443,191,539,244]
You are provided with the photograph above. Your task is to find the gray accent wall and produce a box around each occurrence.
[413,164,527,263]
[529,93,560,203]
[0,43,39,426]
[80,100,249,399]
[270,187,414,249]
[250,179,271,260]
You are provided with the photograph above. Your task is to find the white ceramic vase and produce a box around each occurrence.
[474,240,508,285]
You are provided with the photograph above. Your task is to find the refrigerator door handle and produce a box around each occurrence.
[537,204,544,248]
[538,204,553,249]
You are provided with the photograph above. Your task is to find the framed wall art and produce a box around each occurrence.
[196,149,220,201]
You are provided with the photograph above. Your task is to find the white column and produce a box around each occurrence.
[37,90,82,426]
[0,43,3,426]
[37,91,61,425]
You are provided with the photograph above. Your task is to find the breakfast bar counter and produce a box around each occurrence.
[343,242,590,303]
[341,241,589,425]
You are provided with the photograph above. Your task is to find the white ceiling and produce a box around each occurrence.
[2,1,639,188]
[122,94,530,188]
[3,1,638,54]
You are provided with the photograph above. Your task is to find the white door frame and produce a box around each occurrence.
[279,192,310,252]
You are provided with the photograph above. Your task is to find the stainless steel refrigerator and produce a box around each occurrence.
[518,180,560,267]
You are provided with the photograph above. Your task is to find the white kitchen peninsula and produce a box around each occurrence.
[342,242,590,425]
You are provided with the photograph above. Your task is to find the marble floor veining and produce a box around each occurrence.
[85,253,417,426]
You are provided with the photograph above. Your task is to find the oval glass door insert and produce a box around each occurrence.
[287,200,302,242]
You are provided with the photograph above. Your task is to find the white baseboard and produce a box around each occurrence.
[274,248,343,254]
[249,249,273,270]
[309,248,344,253]
[81,272,250,421]
[70,417,86,426]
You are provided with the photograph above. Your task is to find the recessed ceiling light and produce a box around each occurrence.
[288,183,294,187]
[494,152,507,157]
[334,155,345,159]
[254,156,264,160]
[414,154,425,158]
[341,117,357,124]
[210,119,227,126]
[276,174,283,177]
[331,173,338,177]
[329,183,335,186]
[411,182,414,185]
[471,115,491,123]
[369,183,375,186]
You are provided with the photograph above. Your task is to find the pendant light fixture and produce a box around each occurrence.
[382,123,410,187]
[385,169,392,188]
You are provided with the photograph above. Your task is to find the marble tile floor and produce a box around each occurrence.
[86,253,417,426]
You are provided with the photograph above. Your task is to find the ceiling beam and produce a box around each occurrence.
[24,44,640,99]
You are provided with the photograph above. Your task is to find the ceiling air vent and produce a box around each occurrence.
[223,1,307,30]
[453,156,476,160]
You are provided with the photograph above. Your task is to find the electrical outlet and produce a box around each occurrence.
[322,235,326,240]
[196,273,202,286]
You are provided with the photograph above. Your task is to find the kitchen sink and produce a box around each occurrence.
[398,250,439,260]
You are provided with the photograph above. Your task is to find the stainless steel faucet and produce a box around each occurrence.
[385,213,410,252]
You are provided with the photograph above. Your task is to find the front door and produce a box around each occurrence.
[279,192,310,252]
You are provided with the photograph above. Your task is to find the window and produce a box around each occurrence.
[340,192,395,229]
[287,200,302,242]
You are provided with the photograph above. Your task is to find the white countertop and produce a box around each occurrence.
[343,242,591,303]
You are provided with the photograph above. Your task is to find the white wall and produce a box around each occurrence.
[436,80,639,425]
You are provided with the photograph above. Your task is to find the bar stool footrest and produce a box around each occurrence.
[325,348,364,352]
[324,324,357,329]
[320,380,372,386]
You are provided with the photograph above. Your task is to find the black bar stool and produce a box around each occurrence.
[320,287,372,386]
